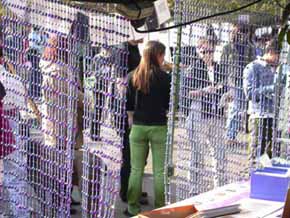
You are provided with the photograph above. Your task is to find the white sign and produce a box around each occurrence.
[154,0,171,26]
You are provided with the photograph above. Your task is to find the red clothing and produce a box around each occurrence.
[0,101,15,157]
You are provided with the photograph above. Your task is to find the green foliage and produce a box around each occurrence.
[278,2,290,48]
[166,0,285,26]
[168,0,290,47]
[282,2,290,25]
[0,2,4,17]
[167,0,287,14]
[167,0,174,10]
[279,25,288,48]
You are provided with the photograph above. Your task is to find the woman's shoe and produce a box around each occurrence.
[140,192,149,205]
[121,192,148,204]
[71,198,81,206]
[70,208,77,215]
[139,197,149,205]
[123,209,135,217]
[141,192,148,198]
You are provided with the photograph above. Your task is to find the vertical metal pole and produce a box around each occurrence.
[272,63,284,157]
[165,0,183,205]
[66,34,78,216]
[272,20,290,157]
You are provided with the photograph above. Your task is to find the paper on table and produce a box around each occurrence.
[133,182,284,218]
[231,198,284,218]
[162,182,250,211]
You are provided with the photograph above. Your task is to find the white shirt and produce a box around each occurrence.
[0,65,26,111]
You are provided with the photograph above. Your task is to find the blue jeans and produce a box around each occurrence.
[226,108,240,140]
[186,102,228,196]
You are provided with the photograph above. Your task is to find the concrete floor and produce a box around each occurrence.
[0,127,247,218]
[71,173,155,218]
[72,148,158,218]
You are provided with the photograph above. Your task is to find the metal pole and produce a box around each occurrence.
[272,19,290,157]
[165,0,183,205]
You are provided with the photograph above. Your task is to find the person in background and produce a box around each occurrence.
[186,33,229,193]
[119,38,172,204]
[83,46,116,216]
[4,26,18,64]
[0,23,3,65]
[0,43,3,65]
[40,34,70,148]
[124,41,170,216]
[0,79,5,99]
[243,39,280,164]
[39,34,78,216]
[0,80,12,159]
[220,23,256,143]
[0,49,29,217]
[90,47,115,141]
[70,13,88,205]
[127,39,143,73]
[275,64,289,157]
[27,26,47,100]
[0,48,26,160]
[254,28,279,59]
[119,38,148,204]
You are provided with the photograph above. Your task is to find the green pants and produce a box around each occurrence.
[127,125,167,215]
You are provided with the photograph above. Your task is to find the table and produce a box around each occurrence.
[133,182,285,218]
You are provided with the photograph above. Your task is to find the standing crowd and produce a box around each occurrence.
[0,19,286,218]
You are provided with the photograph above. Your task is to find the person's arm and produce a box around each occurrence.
[243,64,259,102]
[187,65,213,97]
[259,84,275,95]
[161,61,174,72]
[164,73,171,112]
[116,76,127,97]
[258,73,276,96]
[126,77,135,111]
[126,76,135,127]
[190,82,223,97]
[78,90,84,109]
[127,111,134,127]
[226,112,239,141]
[244,66,274,116]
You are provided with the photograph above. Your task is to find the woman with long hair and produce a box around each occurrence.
[124,41,171,216]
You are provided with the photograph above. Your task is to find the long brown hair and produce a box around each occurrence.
[132,40,165,94]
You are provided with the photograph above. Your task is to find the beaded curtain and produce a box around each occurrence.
[1,0,290,216]
[165,0,289,203]
[0,0,129,217]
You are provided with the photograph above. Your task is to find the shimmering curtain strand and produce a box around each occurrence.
[1,0,289,216]
[0,1,129,217]
[81,12,129,218]
[166,0,287,203]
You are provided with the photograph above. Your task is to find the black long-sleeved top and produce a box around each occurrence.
[0,81,5,101]
[183,57,228,119]
[127,43,141,73]
[126,70,171,125]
